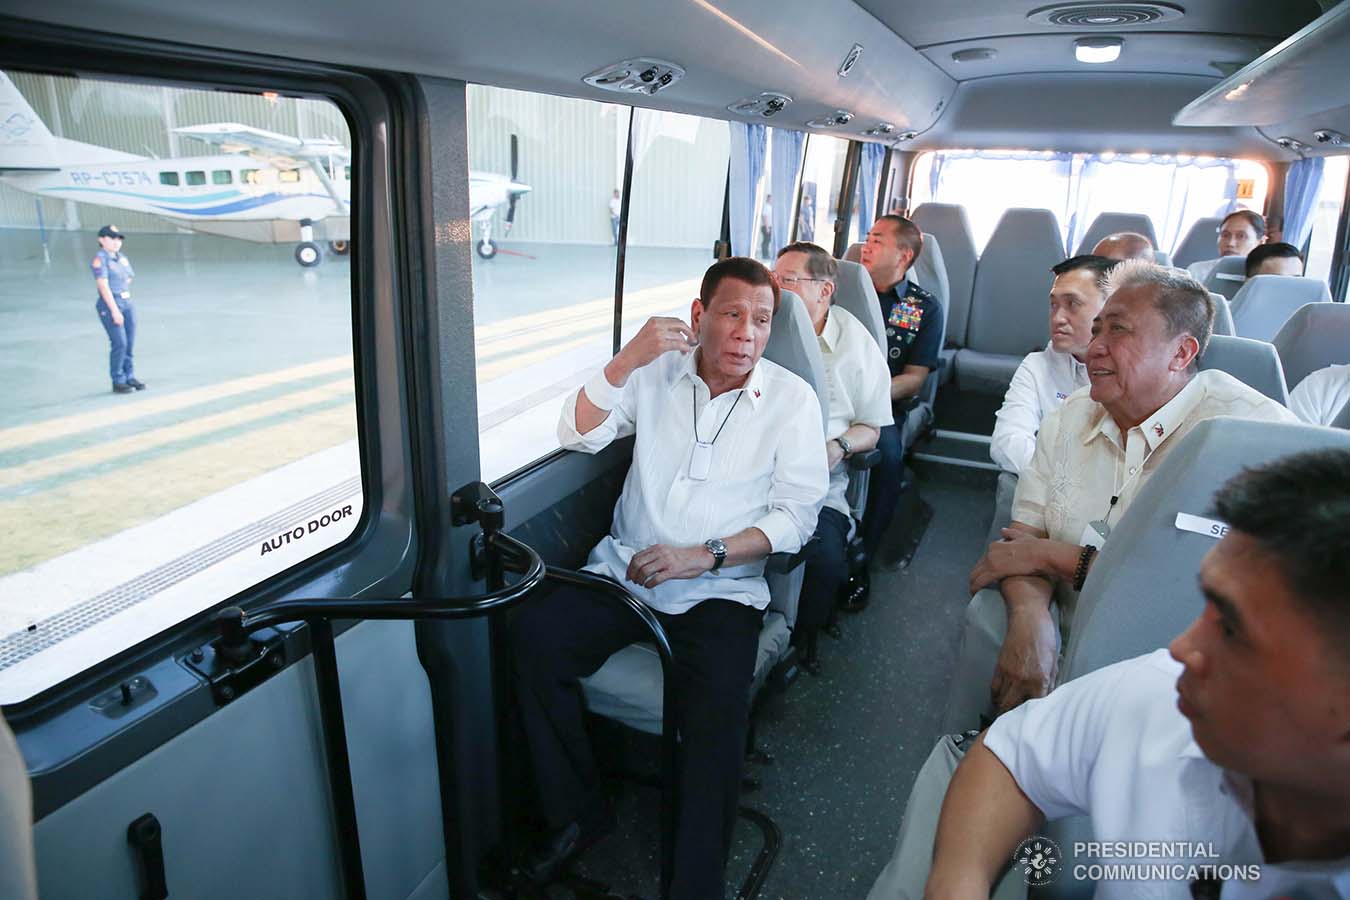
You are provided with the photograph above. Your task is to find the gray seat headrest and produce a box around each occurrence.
[1272,301,1350,391]
[832,259,885,352]
[1203,255,1248,301]
[1074,212,1159,257]
[763,290,828,433]
[1229,275,1333,342]
[1198,334,1289,405]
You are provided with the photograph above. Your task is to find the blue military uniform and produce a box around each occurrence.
[864,277,945,557]
[92,246,137,388]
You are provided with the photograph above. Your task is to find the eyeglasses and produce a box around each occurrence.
[778,276,827,287]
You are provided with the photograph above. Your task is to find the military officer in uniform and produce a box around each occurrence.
[91,225,145,394]
[859,214,944,561]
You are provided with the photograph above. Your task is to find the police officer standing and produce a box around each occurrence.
[92,225,145,395]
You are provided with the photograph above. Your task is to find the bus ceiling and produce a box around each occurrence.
[4,0,1344,160]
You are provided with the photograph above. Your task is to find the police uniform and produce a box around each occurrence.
[863,277,945,556]
[91,234,139,390]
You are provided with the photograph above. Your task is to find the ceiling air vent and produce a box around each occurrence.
[807,110,855,129]
[727,92,793,118]
[582,58,685,96]
[1027,2,1185,27]
[863,123,895,137]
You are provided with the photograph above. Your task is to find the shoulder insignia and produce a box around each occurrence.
[92,256,102,268]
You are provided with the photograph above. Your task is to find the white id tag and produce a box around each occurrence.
[1175,512,1230,540]
[689,440,713,481]
[1080,520,1109,550]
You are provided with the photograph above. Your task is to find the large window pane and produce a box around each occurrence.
[799,135,849,252]
[0,70,359,702]
[467,85,631,483]
[621,109,729,344]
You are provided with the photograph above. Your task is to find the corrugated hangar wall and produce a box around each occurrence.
[0,71,349,235]
[1,72,729,250]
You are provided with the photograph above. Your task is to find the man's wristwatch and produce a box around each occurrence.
[704,538,727,572]
[834,435,853,458]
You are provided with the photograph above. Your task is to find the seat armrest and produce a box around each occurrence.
[848,448,881,471]
[766,535,818,573]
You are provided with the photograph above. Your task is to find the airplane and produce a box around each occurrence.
[0,71,531,266]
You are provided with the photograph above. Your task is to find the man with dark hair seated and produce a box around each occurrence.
[1244,241,1305,278]
[774,241,892,672]
[917,448,1350,900]
[511,257,828,899]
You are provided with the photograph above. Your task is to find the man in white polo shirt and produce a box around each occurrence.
[1291,364,1350,426]
[774,241,892,673]
[920,449,1350,900]
[991,255,1119,474]
[511,257,828,900]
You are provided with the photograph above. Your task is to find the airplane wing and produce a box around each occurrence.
[173,122,349,168]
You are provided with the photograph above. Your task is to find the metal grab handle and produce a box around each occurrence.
[210,529,545,900]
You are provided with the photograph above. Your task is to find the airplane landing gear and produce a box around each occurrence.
[476,238,498,259]
[295,241,322,267]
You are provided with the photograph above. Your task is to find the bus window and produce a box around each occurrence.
[344,165,352,181]
[0,70,360,703]
[1304,155,1349,294]
[241,168,259,184]
[621,108,729,345]
[467,84,632,483]
[212,169,233,185]
[278,169,300,183]
[159,172,180,186]
[799,134,850,252]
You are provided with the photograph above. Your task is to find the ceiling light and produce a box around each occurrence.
[806,110,854,129]
[951,47,998,63]
[863,123,895,137]
[1075,37,1122,63]
[727,92,793,118]
[582,58,685,96]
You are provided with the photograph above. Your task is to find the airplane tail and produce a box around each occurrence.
[0,71,139,171]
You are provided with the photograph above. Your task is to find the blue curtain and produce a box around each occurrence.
[1284,157,1326,250]
[770,128,805,252]
[854,142,887,238]
[729,122,768,258]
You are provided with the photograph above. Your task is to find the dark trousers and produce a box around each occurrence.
[863,417,905,557]
[511,587,763,900]
[795,506,851,646]
[96,299,136,384]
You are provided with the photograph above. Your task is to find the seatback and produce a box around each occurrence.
[910,232,951,314]
[832,259,885,352]
[912,202,978,347]
[1335,398,1350,429]
[1209,292,1235,336]
[1171,216,1223,270]
[1202,254,1248,301]
[764,290,829,433]
[1272,302,1350,390]
[1229,275,1334,342]
[1197,334,1289,405]
[965,208,1063,357]
[1065,418,1350,678]
[843,242,862,263]
[1073,211,1158,257]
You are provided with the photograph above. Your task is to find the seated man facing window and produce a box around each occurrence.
[1291,364,1350,427]
[1187,210,1266,285]
[858,215,946,563]
[773,241,892,673]
[510,258,828,900]
[991,255,1119,474]
[1090,232,1154,262]
[1245,241,1305,278]
[964,261,1293,724]
[919,450,1350,900]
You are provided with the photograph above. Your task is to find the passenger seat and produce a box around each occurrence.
[1228,275,1333,342]
[1210,292,1236,337]
[1072,211,1158,257]
[1198,334,1289,405]
[1202,255,1247,301]
[911,203,978,355]
[955,208,1064,395]
[1171,216,1224,271]
[1272,302,1350,391]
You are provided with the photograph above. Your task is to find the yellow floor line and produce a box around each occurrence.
[0,379,354,490]
[0,356,353,453]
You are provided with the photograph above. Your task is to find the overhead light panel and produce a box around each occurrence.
[727,92,793,118]
[1075,36,1122,63]
[807,110,854,129]
[838,43,864,77]
[863,123,895,137]
[951,47,998,63]
[893,131,918,143]
[582,58,685,96]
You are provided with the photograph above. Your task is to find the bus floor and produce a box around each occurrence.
[562,461,998,900]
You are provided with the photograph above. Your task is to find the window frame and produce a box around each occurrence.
[158,170,180,186]
[184,169,206,185]
[0,29,415,813]
[211,168,233,184]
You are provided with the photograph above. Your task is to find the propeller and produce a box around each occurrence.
[505,133,522,233]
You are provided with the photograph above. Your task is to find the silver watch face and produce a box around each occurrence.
[706,538,726,555]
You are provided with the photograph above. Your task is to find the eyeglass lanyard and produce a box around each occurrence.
[1100,440,1157,529]
[689,384,743,481]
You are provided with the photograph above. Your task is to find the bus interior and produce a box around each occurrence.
[2,0,1350,897]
